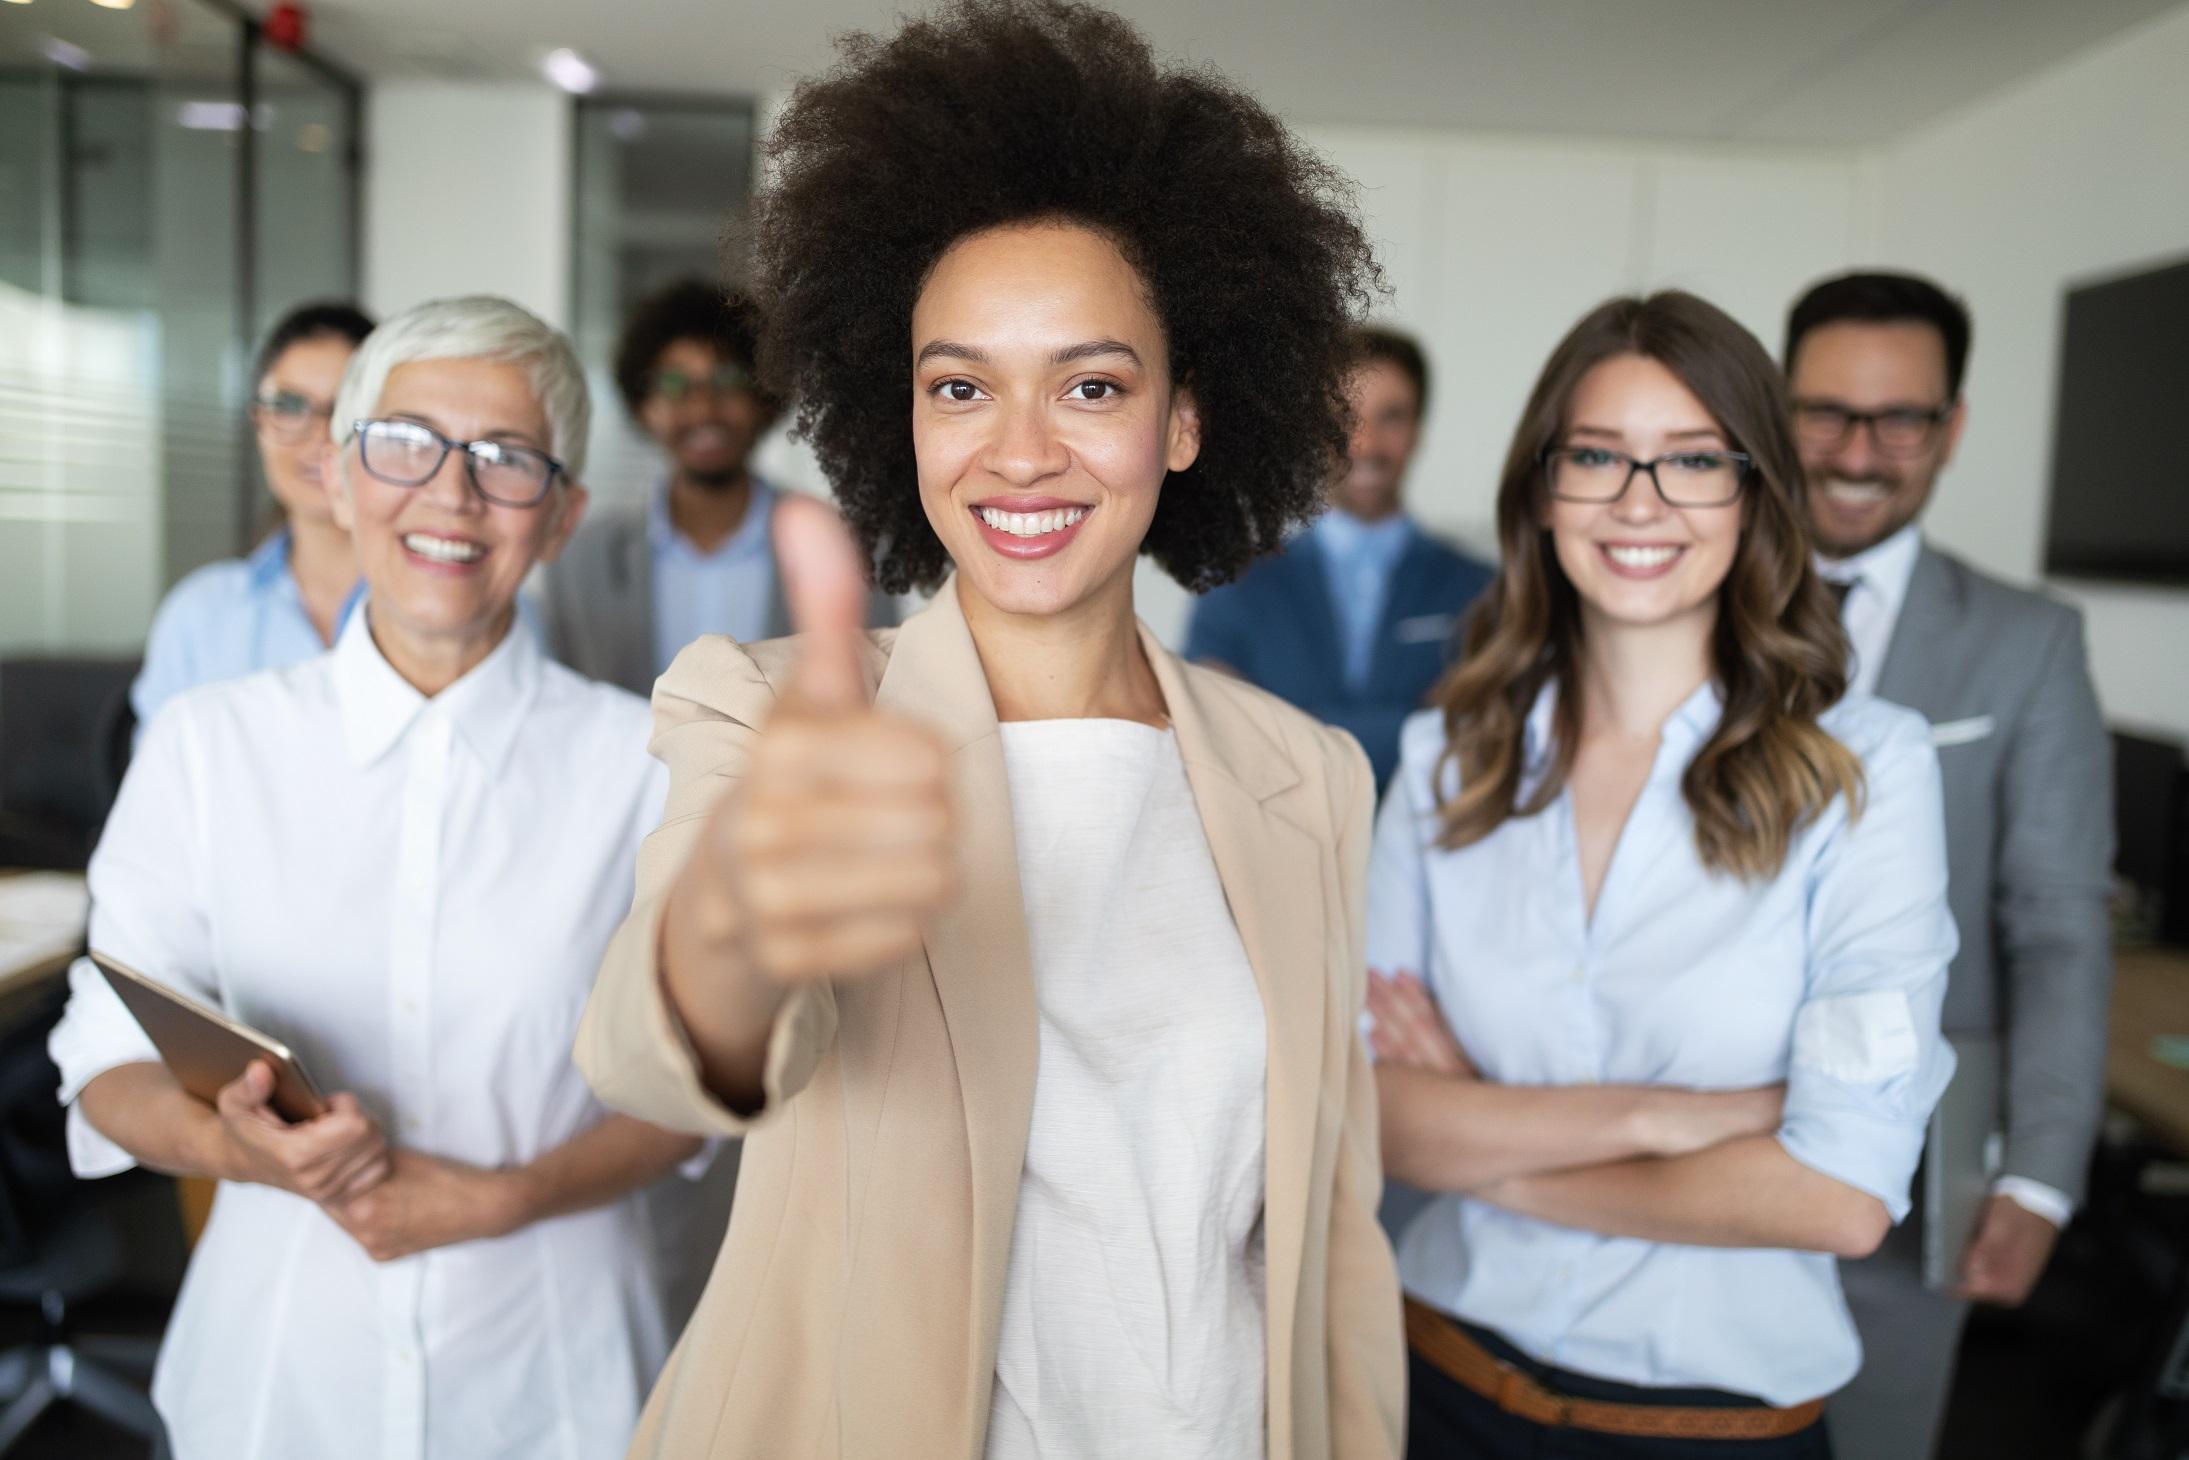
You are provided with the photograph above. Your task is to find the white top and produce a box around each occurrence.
[1816,521,1922,699]
[986,720,1269,1460]
[1368,686,1958,1406]
[1815,525,2074,1228]
[49,611,672,1460]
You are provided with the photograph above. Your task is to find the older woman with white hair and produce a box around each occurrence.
[48,295,700,1459]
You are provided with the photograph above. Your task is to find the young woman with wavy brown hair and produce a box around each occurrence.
[1363,291,1958,1458]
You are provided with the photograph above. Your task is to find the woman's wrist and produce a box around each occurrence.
[190,1107,249,1186]
[491,1163,545,1237]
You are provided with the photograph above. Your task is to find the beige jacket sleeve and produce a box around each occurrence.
[1322,731,1408,1457]
[574,635,839,1137]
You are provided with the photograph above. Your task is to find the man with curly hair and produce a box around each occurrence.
[1186,325,1494,790]
[539,279,894,697]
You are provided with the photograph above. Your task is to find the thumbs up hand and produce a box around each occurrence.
[672,495,956,1007]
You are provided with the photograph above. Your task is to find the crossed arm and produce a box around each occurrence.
[1368,971,1891,1259]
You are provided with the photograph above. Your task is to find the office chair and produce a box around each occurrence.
[0,981,168,1457]
[0,657,139,872]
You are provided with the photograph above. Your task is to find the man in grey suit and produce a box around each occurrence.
[541,279,894,697]
[1786,271,2115,1460]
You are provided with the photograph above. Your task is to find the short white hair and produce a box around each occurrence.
[332,295,592,480]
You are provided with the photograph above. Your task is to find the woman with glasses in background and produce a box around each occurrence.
[130,301,374,735]
[51,295,701,1459]
[1364,291,1957,1457]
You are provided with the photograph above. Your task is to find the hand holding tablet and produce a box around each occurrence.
[92,952,390,1204]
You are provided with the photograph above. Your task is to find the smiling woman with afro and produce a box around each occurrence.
[573,4,1406,1459]
[753,0,1380,594]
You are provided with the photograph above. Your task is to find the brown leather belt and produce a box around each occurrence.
[1404,1298,1827,1442]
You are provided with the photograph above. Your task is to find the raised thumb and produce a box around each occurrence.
[771,492,871,711]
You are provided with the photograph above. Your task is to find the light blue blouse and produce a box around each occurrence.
[130,529,361,740]
[1366,682,1957,1406]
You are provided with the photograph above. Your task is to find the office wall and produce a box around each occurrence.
[355,60,2189,738]
[363,82,570,327]
[1868,4,2189,738]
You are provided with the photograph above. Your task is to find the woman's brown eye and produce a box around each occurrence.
[1075,381,1116,400]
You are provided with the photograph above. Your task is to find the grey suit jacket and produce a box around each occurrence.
[1871,542,2114,1203]
[538,505,897,700]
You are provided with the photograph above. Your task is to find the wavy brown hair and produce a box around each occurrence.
[1433,291,1861,880]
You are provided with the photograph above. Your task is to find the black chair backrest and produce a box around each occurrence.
[0,656,140,836]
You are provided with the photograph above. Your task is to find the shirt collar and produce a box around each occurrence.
[245,526,293,589]
[1311,508,1413,565]
[650,476,776,560]
[331,603,543,774]
[1817,521,1921,616]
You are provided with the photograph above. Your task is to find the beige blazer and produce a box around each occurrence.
[575,581,1405,1460]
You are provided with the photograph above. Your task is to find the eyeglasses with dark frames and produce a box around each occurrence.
[1541,444,1752,508]
[1788,400,1952,458]
[349,419,565,508]
[650,362,752,403]
[251,390,335,444]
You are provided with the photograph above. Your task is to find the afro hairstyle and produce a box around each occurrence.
[749,0,1381,594]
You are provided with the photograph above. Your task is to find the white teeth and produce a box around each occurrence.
[1824,481,1890,504]
[1605,544,1680,569]
[976,506,1089,538]
[402,533,483,563]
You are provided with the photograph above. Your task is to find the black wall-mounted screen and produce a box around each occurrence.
[2044,256,2189,586]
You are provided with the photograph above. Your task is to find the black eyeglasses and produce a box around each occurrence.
[252,390,335,444]
[1541,445,1752,508]
[349,419,565,507]
[650,362,751,403]
[1789,400,1952,457]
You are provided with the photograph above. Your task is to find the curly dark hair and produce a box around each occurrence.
[612,278,773,419]
[749,0,1381,595]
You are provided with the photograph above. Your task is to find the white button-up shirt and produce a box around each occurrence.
[50,611,671,1460]
[1367,685,1958,1406]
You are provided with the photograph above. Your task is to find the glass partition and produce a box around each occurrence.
[0,1,360,660]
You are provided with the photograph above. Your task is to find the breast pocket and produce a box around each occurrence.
[1392,612,1456,647]
[1929,715,1994,748]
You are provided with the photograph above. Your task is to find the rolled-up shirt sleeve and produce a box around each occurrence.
[1778,707,1959,1223]
[48,698,220,1178]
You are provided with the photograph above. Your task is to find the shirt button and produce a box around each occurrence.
[402,1117,422,1134]
[401,997,419,1015]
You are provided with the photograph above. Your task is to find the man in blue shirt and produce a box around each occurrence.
[540,280,893,696]
[1183,326,1492,788]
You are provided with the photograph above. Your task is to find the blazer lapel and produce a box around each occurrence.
[1872,542,1960,714]
[870,581,1040,1401]
[1146,635,1326,1454]
[1285,533,1350,692]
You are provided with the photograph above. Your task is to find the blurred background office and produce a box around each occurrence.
[1,1,2186,1456]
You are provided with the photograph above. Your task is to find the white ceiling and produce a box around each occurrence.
[6,0,2185,145]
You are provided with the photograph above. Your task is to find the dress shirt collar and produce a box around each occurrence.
[1520,676,1724,788]
[245,526,293,588]
[1310,507,1414,568]
[331,603,543,774]
[649,476,776,562]
[1816,521,1921,616]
